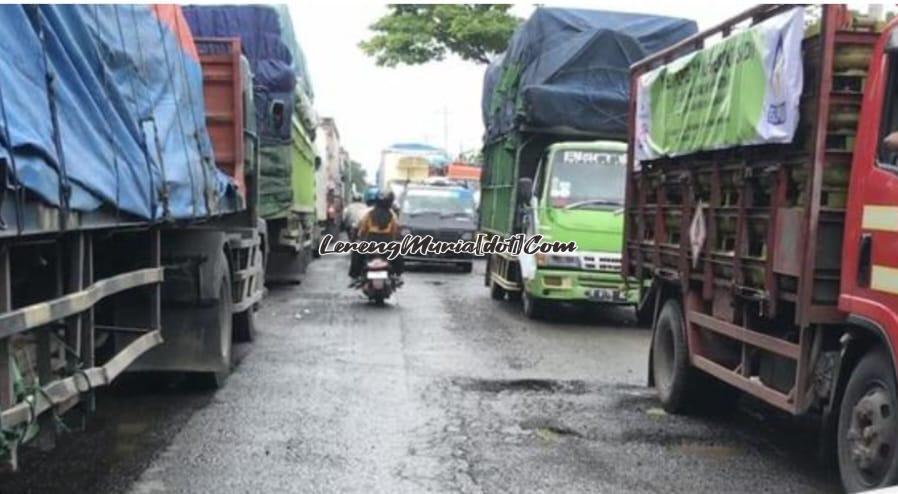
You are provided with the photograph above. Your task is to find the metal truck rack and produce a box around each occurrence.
[0,29,265,470]
[624,5,878,413]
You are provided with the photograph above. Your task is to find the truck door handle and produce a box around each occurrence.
[858,234,872,288]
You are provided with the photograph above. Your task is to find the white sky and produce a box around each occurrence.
[286,1,753,180]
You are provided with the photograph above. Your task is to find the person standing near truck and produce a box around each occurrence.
[343,193,369,241]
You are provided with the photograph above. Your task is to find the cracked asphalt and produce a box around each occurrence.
[1,254,843,493]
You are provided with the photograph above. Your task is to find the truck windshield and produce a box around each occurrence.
[402,188,476,217]
[547,149,626,209]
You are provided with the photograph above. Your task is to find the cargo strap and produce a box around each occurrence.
[123,5,170,220]
[152,8,199,220]
[0,78,24,235]
[31,6,73,231]
[88,5,122,223]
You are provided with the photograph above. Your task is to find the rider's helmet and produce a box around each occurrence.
[377,190,395,209]
[363,186,380,206]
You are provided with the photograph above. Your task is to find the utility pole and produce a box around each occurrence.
[443,106,449,152]
[438,106,450,152]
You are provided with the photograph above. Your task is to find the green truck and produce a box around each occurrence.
[479,7,696,319]
[481,136,641,319]
[259,112,320,283]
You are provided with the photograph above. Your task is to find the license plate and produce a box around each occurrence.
[585,288,619,302]
[367,271,389,280]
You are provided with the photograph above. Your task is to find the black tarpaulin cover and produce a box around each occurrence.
[482,8,697,140]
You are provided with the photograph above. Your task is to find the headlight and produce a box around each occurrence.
[460,231,474,241]
[536,253,581,269]
[399,228,412,237]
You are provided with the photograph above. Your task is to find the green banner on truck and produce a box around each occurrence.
[634,7,804,161]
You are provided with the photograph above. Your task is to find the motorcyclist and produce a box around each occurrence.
[349,189,403,281]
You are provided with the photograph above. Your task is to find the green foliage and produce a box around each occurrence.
[345,160,369,198]
[359,4,520,66]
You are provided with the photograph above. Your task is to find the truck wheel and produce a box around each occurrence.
[521,291,543,320]
[635,304,653,327]
[312,225,322,258]
[192,262,234,390]
[838,348,898,492]
[652,299,696,413]
[490,278,506,301]
[233,308,256,343]
[650,299,737,415]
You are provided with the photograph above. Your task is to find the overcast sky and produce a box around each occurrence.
[287,1,754,179]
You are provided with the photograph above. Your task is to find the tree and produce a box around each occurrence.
[344,160,369,199]
[359,4,520,67]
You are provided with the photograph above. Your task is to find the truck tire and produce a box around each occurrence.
[635,303,654,327]
[191,261,234,390]
[233,308,256,343]
[837,347,898,492]
[521,290,543,320]
[651,299,737,415]
[490,278,506,301]
[652,299,691,412]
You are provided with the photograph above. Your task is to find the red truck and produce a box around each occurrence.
[625,5,898,490]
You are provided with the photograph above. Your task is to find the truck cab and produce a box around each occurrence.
[518,141,639,318]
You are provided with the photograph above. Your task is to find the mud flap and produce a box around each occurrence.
[131,300,228,373]
[131,230,231,373]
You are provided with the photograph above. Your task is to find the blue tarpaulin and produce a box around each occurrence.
[183,5,315,145]
[0,4,236,221]
[482,8,697,140]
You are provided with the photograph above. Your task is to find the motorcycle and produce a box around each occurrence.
[357,255,401,304]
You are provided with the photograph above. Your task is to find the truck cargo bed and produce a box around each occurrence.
[625,5,879,412]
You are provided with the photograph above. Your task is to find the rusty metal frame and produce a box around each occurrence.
[624,5,872,415]
[0,228,164,469]
[797,6,838,329]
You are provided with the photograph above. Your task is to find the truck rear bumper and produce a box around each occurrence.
[405,253,473,263]
[526,268,638,304]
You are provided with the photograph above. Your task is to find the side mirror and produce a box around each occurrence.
[270,100,285,130]
[518,177,533,202]
[314,156,322,171]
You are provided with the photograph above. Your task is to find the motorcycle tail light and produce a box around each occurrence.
[368,259,389,269]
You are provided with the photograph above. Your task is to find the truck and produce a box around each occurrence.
[286,113,321,272]
[379,143,451,198]
[0,5,264,469]
[479,7,697,319]
[184,5,320,284]
[316,117,345,238]
[623,5,898,490]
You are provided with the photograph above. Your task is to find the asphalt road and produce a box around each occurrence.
[1,254,842,493]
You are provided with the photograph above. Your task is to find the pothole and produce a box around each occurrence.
[519,417,583,438]
[453,378,588,394]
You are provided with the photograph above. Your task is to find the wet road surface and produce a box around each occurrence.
[2,254,841,493]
